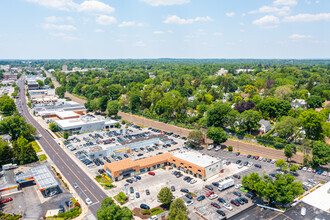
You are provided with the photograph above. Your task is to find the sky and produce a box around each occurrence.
[0,0,329,59]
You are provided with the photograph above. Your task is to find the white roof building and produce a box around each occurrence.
[301,181,330,213]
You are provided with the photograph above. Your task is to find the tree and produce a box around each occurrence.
[167,198,188,220]
[311,141,330,168]
[63,131,69,140]
[235,100,255,113]
[157,187,173,207]
[49,82,55,89]
[129,94,141,112]
[275,85,293,101]
[0,114,36,141]
[187,130,203,147]
[97,96,108,112]
[107,100,119,117]
[44,77,52,85]
[275,116,300,141]
[306,95,323,109]
[238,110,262,133]
[206,102,232,127]
[289,164,299,173]
[49,122,58,132]
[284,144,297,162]
[0,139,14,165]
[13,136,38,165]
[37,80,44,88]
[207,127,228,145]
[275,159,287,171]
[96,197,133,220]
[299,109,325,140]
[55,86,66,98]
[11,92,17,98]
[0,95,16,116]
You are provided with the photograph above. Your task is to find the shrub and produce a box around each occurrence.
[228,146,233,151]
[118,192,127,201]
[142,209,151,215]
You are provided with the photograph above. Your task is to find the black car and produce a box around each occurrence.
[217,197,226,204]
[236,160,241,164]
[298,166,303,170]
[233,174,241,179]
[137,153,143,157]
[236,152,240,156]
[180,188,189,193]
[183,176,189,181]
[197,195,205,201]
[233,191,241,197]
[241,197,248,203]
[212,182,219,187]
[126,179,133,183]
[236,198,245,205]
[146,189,150,195]
[130,187,134,193]
[267,159,272,163]
[205,185,213,191]
[251,155,255,159]
[171,186,175,192]
[247,155,251,158]
[185,194,193,199]
[140,204,150,209]
[245,193,253,198]
[65,201,70,207]
[254,164,262,168]
[136,192,140,198]
[243,161,248,166]
[59,205,64,213]
[216,210,226,216]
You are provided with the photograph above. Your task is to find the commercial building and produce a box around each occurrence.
[104,150,223,181]
[301,181,330,213]
[3,72,17,80]
[33,100,87,117]
[86,134,172,159]
[54,115,117,134]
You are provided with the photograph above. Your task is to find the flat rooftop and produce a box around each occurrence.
[171,150,220,168]
[120,134,168,146]
[56,111,79,118]
[301,181,330,213]
[55,116,105,128]
[30,165,58,190]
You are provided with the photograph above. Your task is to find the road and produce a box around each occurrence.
[16,75,107,217]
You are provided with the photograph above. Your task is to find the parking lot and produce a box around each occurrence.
[60,124,186,178]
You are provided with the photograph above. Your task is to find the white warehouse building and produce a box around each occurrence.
[55,116,118,134]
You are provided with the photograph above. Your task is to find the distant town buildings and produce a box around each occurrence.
[235,69,254,74]
[215,68,228,76]
[62,64,68,72]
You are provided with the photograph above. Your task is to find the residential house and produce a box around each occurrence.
[291,99,307,109]
[258,119,271,134]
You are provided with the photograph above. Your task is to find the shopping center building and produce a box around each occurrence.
[104,150,223,181]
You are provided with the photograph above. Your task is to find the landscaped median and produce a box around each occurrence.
[114,192,128,205]
[95,174,116,190]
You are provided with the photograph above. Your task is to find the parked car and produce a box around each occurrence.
[223,203,233,210]
[86,198,92,205]
[236,152,240,156]
[241,197,248,203]
[136,192,140,198]
[148,172,155,176]
[206,191,214,197]
[171,186,175,192]
[236,198,245,205]
[180,188,189,193]
[233,191,241,197]
[185,200,193,206]
[185,194,193,199]
[211,202,220,209]
[205,185,213,191]
[140,204,150,209]
[233,174,241,179]
[197,195,205,201]
[217,197,226,204]
[212,182,219,187]
[59,205,64,213]
[0,197,12,204]
[216,210,226,216]
[130,187,134,193]
[146,189,150,195]
[254,164,262,168]
[231,199,240,206]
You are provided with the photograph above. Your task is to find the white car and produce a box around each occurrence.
[322,171,327,176]
[215,147,221,151]
[209,194,218,200]
[223,203,233,210]
[73,183,78,188]
[185,200,194,206]
[238,164,243,169]
[86,198,92,205]
[235,184,242,189]
[130,194,135,200]
[308,179,316,184]
[248,162,253,167]
[307,168,312,172]
[302,167,307,171]
[271,159,276,164]
[190,179,197,184]
[207,146,214,150]
[259,157,263,161]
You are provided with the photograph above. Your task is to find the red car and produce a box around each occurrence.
[211,202,220,209]
[0,198,12,204]
[255,156,259,160]
[206,191,214,197]
[231,199,240,206]
[148,172,155,176]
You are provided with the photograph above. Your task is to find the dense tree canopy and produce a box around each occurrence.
[96,197,133,220]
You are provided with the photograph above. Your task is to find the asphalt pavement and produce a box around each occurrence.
[16,76,107,217]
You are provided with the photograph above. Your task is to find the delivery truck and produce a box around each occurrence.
[218,178,235,191]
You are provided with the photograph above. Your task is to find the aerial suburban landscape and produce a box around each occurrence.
[0,0,329,220]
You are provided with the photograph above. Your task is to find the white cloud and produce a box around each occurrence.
[78,0,115,15]
[240,29,245,32]
[273,0,297,6]
[118,21,143,27]
[26,0,77,11]
[213,32,223,36]
[252,15,280,28]
[42,23,76,31]
[96,15,117,25]
[45,16,74,23]
[94,29,104,32]
[249,6,291,16]
[283,13,330,22]
[49,32,79,40]
[226,12,235,17]
[163,15,213,24]
[141,0,190,6]
[135,41,146,47]
[239,22,244,25]
[289,34,312,39]
[153,31,165,34]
